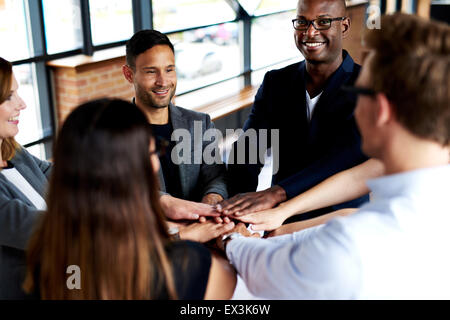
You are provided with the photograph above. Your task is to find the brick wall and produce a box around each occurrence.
[343,3,367,66]
[51,56,134,126]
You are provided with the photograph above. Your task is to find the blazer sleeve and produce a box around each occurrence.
[278,119,368,199]
[0,194,43,250]
[198,114,228,199]
[226,73,272,196]
[30,153,52,179]
[0,148,50,250]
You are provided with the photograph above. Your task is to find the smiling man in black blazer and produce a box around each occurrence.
[222,0,370,222]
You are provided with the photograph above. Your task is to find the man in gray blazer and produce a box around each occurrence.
[123,30,227,221]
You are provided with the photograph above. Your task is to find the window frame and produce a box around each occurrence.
[9,0,300,159]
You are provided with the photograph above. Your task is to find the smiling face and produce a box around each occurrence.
[127,45,177,110]
[294,0,349,65]
[0,75,26,141]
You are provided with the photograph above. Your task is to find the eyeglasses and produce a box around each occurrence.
[292,17,346,31]
[149,136,169,157]
[341,85,377,96]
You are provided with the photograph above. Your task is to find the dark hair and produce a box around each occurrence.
[297,0,347,15]
[0,57,19,160]
[126,30,175,69]
[364,13,450,146]
[24,98,177,299]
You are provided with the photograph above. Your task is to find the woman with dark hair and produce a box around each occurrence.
[23,98,236,299]
[0,57,52,299]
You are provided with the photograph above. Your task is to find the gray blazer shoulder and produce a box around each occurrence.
[170,104,210,120]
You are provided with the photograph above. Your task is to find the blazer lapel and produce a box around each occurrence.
[308,51,356,142]
[289,62,309,136]
[169,104,190,199]
[10,157,46,198]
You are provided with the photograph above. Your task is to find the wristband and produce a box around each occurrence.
[221,232,243,251]
[168,227,180,240]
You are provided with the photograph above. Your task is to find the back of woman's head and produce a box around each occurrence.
[24,98,177,299]
[55,98,158,209]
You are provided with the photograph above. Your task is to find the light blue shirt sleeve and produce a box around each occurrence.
[263,224,326,244]
[226,219,362,299]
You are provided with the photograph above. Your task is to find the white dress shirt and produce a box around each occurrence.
[1,167,47,210]
[226,165,450,299]
[305,90,322,122]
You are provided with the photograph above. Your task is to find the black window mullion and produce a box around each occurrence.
[26,0,47,56]
[80,0,94,56]
[133,0,153,32]
[24,0,54,159]
[242,16,252,86]
[223,0,252,86]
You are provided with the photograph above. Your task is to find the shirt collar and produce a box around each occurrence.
[367,164,450,199]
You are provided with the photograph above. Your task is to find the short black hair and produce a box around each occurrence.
[126,29,175,69]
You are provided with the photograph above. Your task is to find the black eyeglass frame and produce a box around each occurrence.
[341,85,377,96]
[292,17,347,31]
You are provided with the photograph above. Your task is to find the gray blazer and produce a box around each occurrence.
[158,104,227,201]
[0,147,51,299]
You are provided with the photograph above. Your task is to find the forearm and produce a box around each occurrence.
[226,237,290,298]
[270,208,357,237]
[201,169,228,200]
[277,159,383,219]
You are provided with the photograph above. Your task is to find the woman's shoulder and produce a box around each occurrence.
[11,147,40,166]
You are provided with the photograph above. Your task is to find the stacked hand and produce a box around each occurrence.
[163,193,235,243]
[216,222,261,252]
[214,186,289,231]
[216,186,286,217]
[176,219,236,243]
[160,194,223,221]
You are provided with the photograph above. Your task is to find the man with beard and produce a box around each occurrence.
[221,0,373,225]
[123,30,232,237]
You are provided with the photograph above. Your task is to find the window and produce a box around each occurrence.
[1,0,309,160]
[0,0,31,61]
[170,22,240,94]
[153,0,237,33]
[89,0,133,46]
[251,10,299,70]
[42,0,83,54]
[13,63,44,147]
[237,0,297,16]
[254,0,297,16]
[238,0,261,15]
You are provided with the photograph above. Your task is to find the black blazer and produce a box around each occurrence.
[227,51,369,218]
